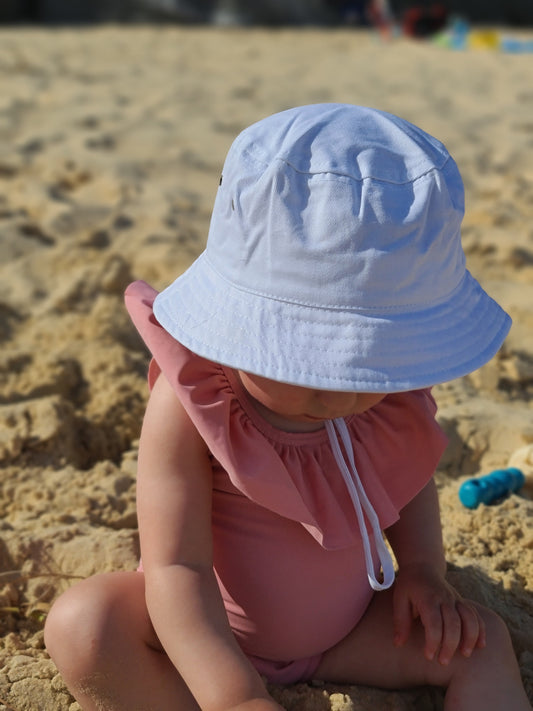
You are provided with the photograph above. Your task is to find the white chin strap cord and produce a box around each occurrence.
[325,418,395,592]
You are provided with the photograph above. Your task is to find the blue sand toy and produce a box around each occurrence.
[459,468,525,509]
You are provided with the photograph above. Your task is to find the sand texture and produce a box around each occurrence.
[0,25,532,710]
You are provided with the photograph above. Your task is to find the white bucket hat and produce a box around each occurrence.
[154,103,511,392]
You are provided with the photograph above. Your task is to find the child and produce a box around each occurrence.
[45,104,531,711]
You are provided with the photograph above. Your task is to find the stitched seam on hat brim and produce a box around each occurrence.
[203,253,467,314]
[178,302,502,361]
[182,335,508,390]
[188,273,491,349]
[157,305,508,389]
[164,279,508,374]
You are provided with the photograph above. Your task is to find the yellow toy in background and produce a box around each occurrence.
[467,29,501,50]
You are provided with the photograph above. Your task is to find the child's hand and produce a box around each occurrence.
[392,562,486,666]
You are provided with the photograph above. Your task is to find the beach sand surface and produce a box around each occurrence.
[0,25,532,710]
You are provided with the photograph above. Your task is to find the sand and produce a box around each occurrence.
[0,24,532,711]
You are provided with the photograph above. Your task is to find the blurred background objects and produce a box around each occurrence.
[1,0,532,25]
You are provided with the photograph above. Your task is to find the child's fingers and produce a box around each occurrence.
[436,603,462,665]
[392,591,413,647]
[418,603,446,661]
[457,601,486,656]
[476,611,487,649]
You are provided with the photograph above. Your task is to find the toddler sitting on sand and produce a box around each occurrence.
[45,103,531,710]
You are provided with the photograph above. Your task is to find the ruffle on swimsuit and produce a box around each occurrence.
[126,280,447,560]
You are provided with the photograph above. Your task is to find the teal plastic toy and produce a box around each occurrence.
[459,467,525,509]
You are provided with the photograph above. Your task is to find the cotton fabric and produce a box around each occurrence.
[154,103,511,393]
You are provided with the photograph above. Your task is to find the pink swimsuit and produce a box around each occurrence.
[125,280,448,684]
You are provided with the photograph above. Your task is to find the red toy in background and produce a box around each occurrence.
[402,3,448,37]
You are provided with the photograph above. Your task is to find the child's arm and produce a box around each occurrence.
[386,479,486,666]
[137,374,282,711]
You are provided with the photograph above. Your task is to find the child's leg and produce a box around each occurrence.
[45,571,199,711]
[315,587,531,711]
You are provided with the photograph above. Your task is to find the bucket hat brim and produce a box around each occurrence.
[153,253,511,393]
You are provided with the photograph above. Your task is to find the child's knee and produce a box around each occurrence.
[45,574,121,667]
[477,605,514,658]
